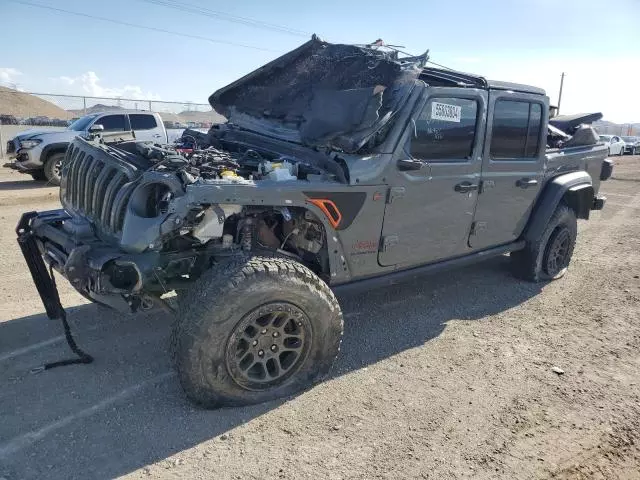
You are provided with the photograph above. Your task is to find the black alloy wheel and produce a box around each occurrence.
[543,226,572,277]
[226,302,312,391]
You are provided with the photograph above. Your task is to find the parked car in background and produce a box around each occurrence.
[5,110,167,185]
[599,135,625,156]
[0,114,19,125]
[621,136,640,155]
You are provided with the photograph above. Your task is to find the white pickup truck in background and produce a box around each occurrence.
[5,111,167,185]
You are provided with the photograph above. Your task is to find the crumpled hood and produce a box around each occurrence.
[209,36,426,152]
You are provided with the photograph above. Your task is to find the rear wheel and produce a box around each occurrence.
[511,203,577,282]
[173,255,343,408]
[43,153,64,186]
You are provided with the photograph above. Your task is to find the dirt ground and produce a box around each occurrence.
[0,158,638,480]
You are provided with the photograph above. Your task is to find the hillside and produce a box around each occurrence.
[176,109,226,124]
[67,104,126,116]
[0,86,72,119]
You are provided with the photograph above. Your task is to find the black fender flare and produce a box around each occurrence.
[41,142,70,163]
[524,171,593,243]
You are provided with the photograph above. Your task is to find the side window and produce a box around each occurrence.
[95,114,126,132]
[129,114,158,130]
[410,97,478,160]
[525,104,542,157]
[490,100,542,159]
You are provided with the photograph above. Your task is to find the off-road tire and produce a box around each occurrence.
[29,170,47,181]
[172,255,343,408]
[43,153,64,186]
[510,203,577,282]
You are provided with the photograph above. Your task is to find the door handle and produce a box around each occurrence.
[516,178,538,189]
[152,133,162,138]
[454,182,479,193]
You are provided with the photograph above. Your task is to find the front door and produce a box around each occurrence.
[469,91,546,250]
[378,88,487,267]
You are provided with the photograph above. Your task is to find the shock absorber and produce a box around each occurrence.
[240,218,253,251]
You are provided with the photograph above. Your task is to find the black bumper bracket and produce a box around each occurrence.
[17,212,94,371]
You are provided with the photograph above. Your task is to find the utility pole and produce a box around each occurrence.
[557,72,565,115]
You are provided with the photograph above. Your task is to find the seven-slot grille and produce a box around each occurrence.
[62,143,137,238]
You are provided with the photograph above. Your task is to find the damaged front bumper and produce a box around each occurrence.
[16,210,200,313]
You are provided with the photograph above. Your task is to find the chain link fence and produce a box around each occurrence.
[0,89,226,158]
[1,88,638,158]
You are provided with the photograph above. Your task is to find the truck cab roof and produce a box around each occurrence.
[419,67,546,95]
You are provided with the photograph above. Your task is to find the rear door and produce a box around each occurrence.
[469,92,546,250]
[378,88,487,267]
[128,113,164,142]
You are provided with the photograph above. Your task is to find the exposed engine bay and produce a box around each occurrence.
[53,128,349,306]
[115,127,341,186]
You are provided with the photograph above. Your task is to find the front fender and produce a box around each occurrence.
[171,182,376,283]
[524,171,593,243]
[41,142,70,162]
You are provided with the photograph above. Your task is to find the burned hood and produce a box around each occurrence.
[209,36,426,152]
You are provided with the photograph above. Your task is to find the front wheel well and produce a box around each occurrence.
[44,145,69,163]
[232,207,332,280]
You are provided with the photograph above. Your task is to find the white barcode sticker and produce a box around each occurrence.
[431,101,462,123]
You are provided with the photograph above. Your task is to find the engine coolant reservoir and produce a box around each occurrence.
[261,160,297,181]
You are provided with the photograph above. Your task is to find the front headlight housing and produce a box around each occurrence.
[20,139,42,149]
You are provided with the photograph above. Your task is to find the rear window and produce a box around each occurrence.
[410,97,479,161]
[490,100,543,160]
[129,114,158,130]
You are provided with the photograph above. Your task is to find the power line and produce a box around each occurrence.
[137,0,310,37]
[7,0,279,52]
[426,60,456,71]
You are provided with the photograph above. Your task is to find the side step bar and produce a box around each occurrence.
[333,241,525,295]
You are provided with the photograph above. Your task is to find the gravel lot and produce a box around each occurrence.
[0,158,639,480]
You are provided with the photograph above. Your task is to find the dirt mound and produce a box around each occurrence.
[0,86,72,119]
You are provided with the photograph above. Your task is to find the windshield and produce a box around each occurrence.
[68,114,99,131]
[622,136,636,142]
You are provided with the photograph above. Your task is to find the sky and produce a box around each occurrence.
[1,0,639,123]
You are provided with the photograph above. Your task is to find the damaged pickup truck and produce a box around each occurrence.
[17,36,613,407]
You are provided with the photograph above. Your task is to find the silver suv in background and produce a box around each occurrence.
[5,111,167,185]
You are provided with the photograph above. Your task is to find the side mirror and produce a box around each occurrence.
[397,158,425,171]
[89,124,104,133]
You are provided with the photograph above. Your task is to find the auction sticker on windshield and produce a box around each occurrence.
[431,102,462,122]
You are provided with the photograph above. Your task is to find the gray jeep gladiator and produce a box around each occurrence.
[17,37,613,408]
